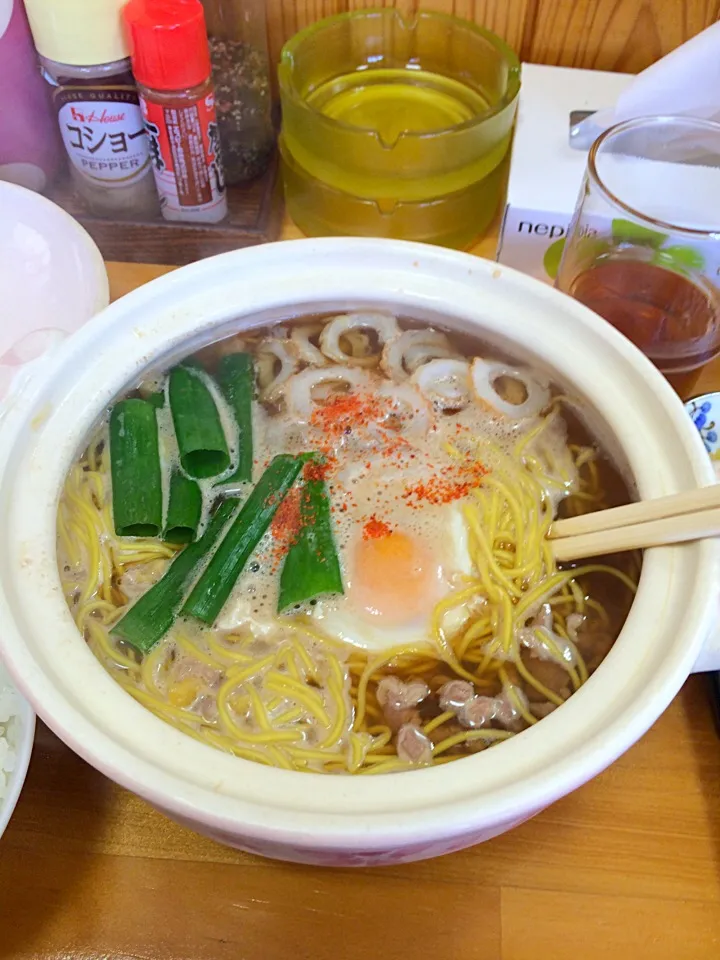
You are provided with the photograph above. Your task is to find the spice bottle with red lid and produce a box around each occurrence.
[123,0,228,223]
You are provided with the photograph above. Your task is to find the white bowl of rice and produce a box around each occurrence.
[0,238,717,866]
[0,660,34,839]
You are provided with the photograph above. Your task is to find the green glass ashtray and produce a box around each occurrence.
[278,8,519,244]
[280,134,505,248]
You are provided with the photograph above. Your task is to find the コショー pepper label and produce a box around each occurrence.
[50,83,152,186]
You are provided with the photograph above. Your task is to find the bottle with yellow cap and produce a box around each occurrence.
[23,0,159,218]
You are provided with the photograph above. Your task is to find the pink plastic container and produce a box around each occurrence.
[0,0,61,192]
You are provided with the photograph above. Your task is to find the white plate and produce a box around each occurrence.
[0,180,109,400]
[686,392,720,672]
[0,180,107,834]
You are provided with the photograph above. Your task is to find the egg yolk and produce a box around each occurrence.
[350,530,440,625]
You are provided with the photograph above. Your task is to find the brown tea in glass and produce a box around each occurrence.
[556,116,720,400]
[570,258,720,399]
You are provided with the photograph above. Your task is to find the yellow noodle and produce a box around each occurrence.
[114,551,171,567]
[277,618,348,649]
[464,506,524,598]
[362,752,406,764]
[141,640,171,695]
[58,403,638,776]
[264,745,294,770]
[206,633,254,664]
[513,654,566,707]
[290,638,318,678]
[358,760,415,775]
[273,705,305,726]
[85,620,139,673]
[348,733,367,772]
[320,659,349,749]
[433,728,515,756]
[201,728,277,766]
[245,682,272,732]
[499,667,538,725]
[365,725,393,750]
[175,632,223,670]
[217,698,300,744]
[286,747,347,764]
[57,509,80,567]
[76,598,121,632]
[536,629,581,690]
[423,710,456,735]
[121,681,215,729]
[226,654,275,685]
[265,671,331,726]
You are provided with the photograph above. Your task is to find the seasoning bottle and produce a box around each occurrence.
[200,0,275,184]
[123,0,228,224]
[23,0,159,218]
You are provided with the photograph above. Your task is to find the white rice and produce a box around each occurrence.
[0,672,19,803]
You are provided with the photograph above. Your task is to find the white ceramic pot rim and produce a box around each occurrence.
[0,238,717,851]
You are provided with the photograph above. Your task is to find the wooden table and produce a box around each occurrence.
[3,220,720,960]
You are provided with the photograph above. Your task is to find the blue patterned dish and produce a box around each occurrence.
[686,392,720,475]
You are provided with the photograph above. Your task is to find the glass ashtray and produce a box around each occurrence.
[279,134,505,249]
[278,9,519,243]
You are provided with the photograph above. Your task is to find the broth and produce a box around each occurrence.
[57,312,638,774]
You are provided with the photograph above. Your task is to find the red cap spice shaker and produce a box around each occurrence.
[123,0,228,223]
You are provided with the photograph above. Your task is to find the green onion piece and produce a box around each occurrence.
[169,364,230,479]
[112,498,239,653]
[183,454,304,625]
[278,478,343,612]
[164,470,202,544]
[109,398,163,538]
[147,390,165,409]
[216,353,254,484]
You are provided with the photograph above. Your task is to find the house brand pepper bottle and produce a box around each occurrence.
[23,0,158,217]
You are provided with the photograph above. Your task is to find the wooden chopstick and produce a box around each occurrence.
[550,485,720,540]
[552,504,720,562]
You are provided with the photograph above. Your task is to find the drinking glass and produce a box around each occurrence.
[556,116,720,399]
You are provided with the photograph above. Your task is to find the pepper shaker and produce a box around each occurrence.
[200,0,275,184]
[23,0,159,218]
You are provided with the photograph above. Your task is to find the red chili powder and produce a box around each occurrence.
[402,460,488,506]
[310,392,387,439]
[303,458,333,482]
[269,487,303,569]
[363,515,392,540]
[306,385,488,512]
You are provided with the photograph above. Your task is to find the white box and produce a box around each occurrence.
[496,64,634,283]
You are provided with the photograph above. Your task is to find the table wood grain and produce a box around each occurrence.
[3,219,720,960]
[264,0,720,76]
